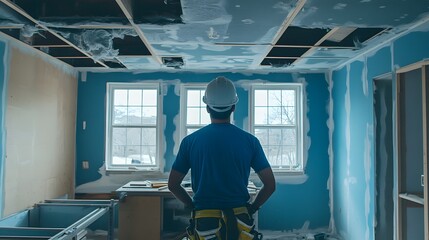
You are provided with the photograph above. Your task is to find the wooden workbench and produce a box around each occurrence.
[116,181,258,240]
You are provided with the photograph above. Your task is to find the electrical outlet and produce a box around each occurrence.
[82,160,89,169]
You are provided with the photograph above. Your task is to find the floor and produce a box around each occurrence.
[85,228,342,240]
[261,230,340,240]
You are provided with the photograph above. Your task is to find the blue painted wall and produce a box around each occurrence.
[331,22,429,239]
[76,71,331,231]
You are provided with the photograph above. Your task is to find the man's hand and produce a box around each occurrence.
[168,169,194,208]
[246,202,259,216]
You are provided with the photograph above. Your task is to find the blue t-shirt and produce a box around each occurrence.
[172,123,270,210]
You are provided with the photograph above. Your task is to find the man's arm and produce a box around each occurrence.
[168,169,194,208]
[250,167,276,211]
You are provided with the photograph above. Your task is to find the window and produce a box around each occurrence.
[250,84,303,172]
[180,84,210,139]
[105,83,161,171]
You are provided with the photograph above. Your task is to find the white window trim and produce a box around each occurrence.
[179,84,208,141]
[105,82,163,172]
[249,83,304,174]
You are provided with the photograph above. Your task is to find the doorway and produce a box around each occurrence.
[373,74,394,240]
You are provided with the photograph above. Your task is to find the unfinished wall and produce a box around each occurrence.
[75,71,331,232]
[331,21,429,239]
[4,43,77,216]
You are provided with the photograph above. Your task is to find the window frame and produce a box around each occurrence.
[105,82,162,172]
[249,83,304,174]
[179,84,209,141]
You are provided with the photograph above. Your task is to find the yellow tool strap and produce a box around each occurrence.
[194,206,248,219]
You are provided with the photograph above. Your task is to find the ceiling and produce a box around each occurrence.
[0,0,428,72]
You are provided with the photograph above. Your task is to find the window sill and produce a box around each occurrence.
[105,166,161,174]
[272,170,305,175]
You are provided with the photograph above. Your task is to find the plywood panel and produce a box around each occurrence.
[119,196,161,240]
[4,46,77,216]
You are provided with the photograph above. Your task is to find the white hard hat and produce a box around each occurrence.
[203,76,239,112]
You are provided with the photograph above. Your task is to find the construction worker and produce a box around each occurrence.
[168,76,276,239]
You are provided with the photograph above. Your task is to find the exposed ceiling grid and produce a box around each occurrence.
[0,0,428,71]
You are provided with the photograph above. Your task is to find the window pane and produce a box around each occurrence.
[112,145,125,163]
[268,107,282,124]
[114,89,127,106]
[126,146,141,164]
[282,128,296,146]
[268,128,281,145]
[113,107,127,124]
[255,107,267,124]
[283,146,297,169]
[126,128,141,145]
[143,90,157,106]
[200,90,205,106]
[128,90,142,106]
[128,107,142,125]
[112,128,126,145]
[267,146,281,166]
[282,106,295,124]
[142,107,157,124]
[142,146,156,165]
[188,90,202,107]
[268,90,282,107]
[187,108,200,124]
[142,128,156,145]
[282,90,295,104]
[255,90,267,106]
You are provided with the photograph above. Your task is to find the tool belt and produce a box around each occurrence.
[186,206,263,240]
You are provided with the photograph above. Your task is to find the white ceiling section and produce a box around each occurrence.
[0,0,428,72]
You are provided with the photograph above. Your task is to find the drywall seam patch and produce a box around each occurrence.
[345,64,351,237]
[390,41,399,239]
[300,77,310,172]
[326,70,336,234]
[173,114,180,156]
[364,124,372,240]
[362,57,369,96]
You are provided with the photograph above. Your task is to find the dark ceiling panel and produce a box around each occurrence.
[267,47,310,58]
[36,47,86,58]
[113,35,151,56]
[276,26,330,46]
[162,56,184,69]
[0,28,68,47]
[0,28,21,40]
[320,28,387,47]
[133,0,183,24]
[103,60,126,68]
[29,31,68,46]
[11,0,129,24]
[59,58,104,67]
[261,58,296,67]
